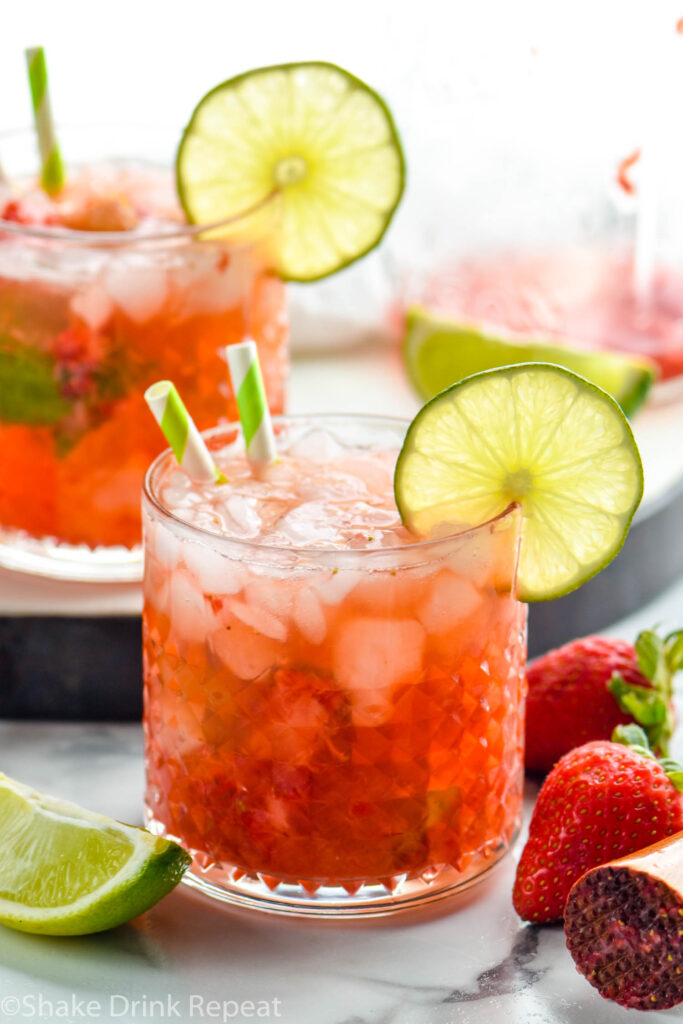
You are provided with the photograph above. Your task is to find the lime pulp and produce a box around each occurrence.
[394,363,644,602]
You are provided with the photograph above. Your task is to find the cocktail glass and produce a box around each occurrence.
[142,415,527,917]
[416,250,683,385]
[0,125,287,580]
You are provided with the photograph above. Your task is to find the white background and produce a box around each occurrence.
[4,0,683,262]
[4,1,683,347]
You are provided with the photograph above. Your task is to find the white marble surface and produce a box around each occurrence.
[1,581,683,1024]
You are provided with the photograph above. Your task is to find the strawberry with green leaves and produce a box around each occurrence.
[525,628,683,774]
[513,725,683,924]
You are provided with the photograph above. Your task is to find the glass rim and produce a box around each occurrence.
[0,124,280,247]
[142,414,521,565]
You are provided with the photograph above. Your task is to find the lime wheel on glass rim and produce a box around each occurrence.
[394,363,644,602]
[177,61,405,281]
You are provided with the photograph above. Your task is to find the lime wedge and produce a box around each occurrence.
[0,773,190,935]
[176,62,405,282]
[404,307,657,418]
[394,364,643,602]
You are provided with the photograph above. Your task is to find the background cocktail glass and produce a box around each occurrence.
[142,415,527,917]
[0,125,287,580]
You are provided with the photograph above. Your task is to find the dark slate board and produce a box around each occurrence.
[0,617,142,721]
[1,480,682,720]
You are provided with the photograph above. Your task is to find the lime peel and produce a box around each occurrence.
[394,363,644,603]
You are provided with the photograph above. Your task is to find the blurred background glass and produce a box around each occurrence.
[5,1,683,354]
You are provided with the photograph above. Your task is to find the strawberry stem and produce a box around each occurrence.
[607,627,681,756]
[612,724,683,792]
[665,629,683,672]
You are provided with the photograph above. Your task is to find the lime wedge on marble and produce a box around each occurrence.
[404,307,657,417]
[0,773,190,935]
[394,364,643,602]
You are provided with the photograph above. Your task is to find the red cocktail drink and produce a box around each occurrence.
[0,128,287,574]
[142,416,527,915]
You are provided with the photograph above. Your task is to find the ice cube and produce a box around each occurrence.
[333,617,425,724]
[210,618,281,680]
[244,579,291,621]
[289,427,344,461]
[347,686,396,728]
[167,469,192,493]
[183,509,227,534]
[314,568,362,604]
[351,568,419,614]
[104,256,169,322]
[169,572,211,644]
[152,522,180,570]
[445,530,500,588]
[144,556,170,614]
[172,247,253,315]
[292,587,327,645]
[416,571,483,634]
[277,502,342,546]
[70,283,113,330]
[334,617,425,691]
[335,454,394,496]
[167,247,217,292]
[225,494,261,538]
[162,475,201,509]
[182,541,246,595]
[228,598,288,642]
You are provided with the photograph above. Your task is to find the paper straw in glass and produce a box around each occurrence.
[225,340,277,467]
[25,46,65,196]
[145,381,225,483]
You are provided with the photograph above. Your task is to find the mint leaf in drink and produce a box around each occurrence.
[0,335,69,425]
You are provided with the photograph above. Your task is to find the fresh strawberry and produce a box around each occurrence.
[513,725,683,924]
[525,628,682,774]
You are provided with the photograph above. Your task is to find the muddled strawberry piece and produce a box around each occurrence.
[0,193,56,226]
[143,587,526,887]
[51,323,104,365]
[50,324,105,399]
[1,200,28,224]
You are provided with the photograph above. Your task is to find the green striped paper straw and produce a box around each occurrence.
[225,340,277,467]
[145,381,225,484]
[25,47,65,197]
